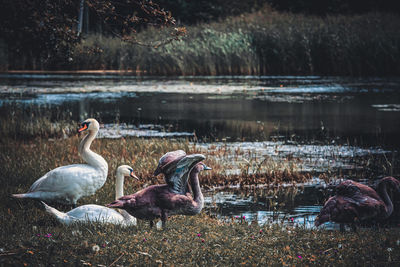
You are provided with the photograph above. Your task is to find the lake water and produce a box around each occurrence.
[203,185,326,229]
[1,74,400,228]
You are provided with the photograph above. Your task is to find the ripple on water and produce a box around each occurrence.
[371,104,400,112]
[98,123,194,139]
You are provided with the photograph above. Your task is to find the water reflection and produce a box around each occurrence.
[204,186,326,229]
[204,184,399,230]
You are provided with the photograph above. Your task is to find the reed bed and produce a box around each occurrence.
[71,8,400,76]
[0,104,76,140]
[1,135,308,199]
[0,110,395,188]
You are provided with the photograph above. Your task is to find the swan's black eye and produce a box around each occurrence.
[78,121,91,132]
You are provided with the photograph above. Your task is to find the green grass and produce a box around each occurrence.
[2,203,400,266]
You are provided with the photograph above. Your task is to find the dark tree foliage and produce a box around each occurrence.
[1,0,398,70]
[0,0,79,69]
[156,0,400,24]
[264,0,400,15]
[0,0,179,69]
[156,0,261,24]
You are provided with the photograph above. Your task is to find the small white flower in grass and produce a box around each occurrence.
[32,226,37,231]
[338,244,342,249]
[387,248,393,252]
[92,245,100,253]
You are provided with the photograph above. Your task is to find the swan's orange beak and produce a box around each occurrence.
[130,171,139,180]
[78,124,88,133]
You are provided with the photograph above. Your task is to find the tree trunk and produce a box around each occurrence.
[77,0,84,36]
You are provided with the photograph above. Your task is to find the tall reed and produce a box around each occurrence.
[71,8,400,76]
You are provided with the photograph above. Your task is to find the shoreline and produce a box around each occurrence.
[1,69,143,75]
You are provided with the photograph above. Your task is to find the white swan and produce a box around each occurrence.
[42,165,138,226]
[12,118,108,205]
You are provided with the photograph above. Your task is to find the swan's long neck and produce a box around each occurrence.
[378,183,394,218]
[114,171,137,225]
[42,202,71,224]
[190,169,204,210]
[115,172,124,200]
[79,130,108,174]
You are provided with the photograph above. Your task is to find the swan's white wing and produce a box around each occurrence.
[43,202,136,226]
[67,204,136,225]
[28,164,105,201]
[68,205,119,222]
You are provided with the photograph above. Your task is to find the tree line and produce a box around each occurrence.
[0,0,398,72]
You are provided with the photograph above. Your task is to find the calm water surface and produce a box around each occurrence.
[1,74,400,228]
[1,75,400,146]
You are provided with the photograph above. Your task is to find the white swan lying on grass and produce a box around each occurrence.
[42,165,138,226]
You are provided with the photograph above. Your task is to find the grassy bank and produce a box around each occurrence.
[70,7,400,76]
[1,209,400,266]
[0,134,399,265]
[1,122,400,265]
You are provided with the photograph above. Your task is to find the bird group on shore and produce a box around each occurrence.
[12,118,211,228]
[11,118,400,231]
